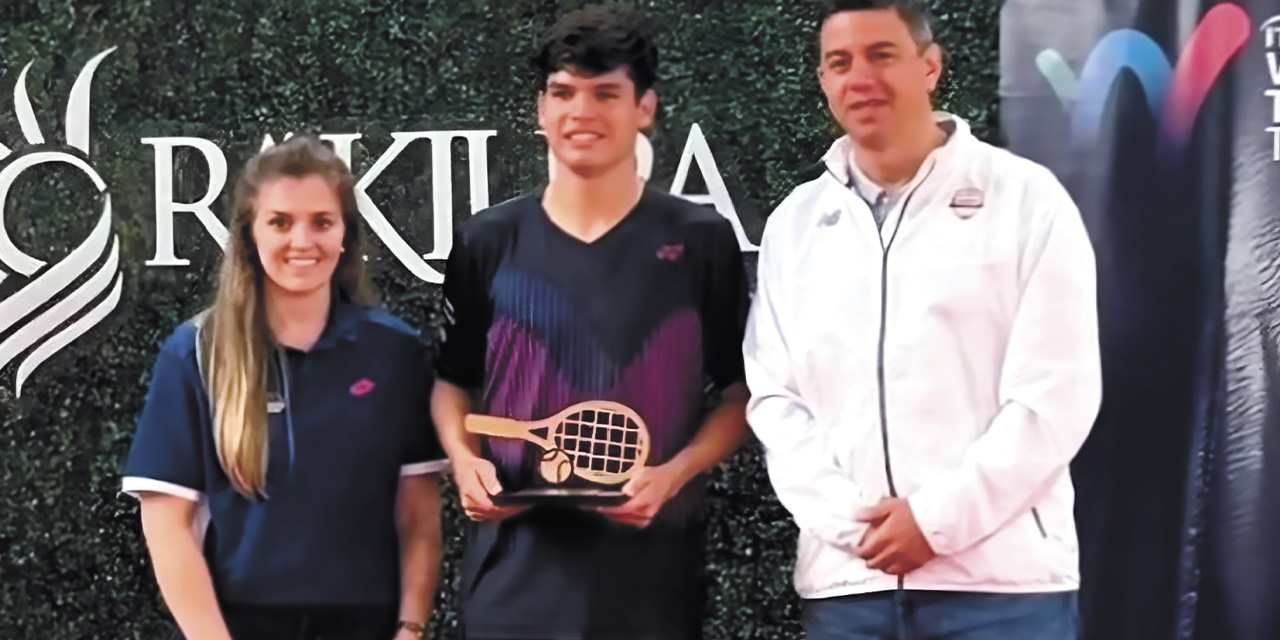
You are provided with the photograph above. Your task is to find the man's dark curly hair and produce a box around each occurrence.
[532,6,659,99]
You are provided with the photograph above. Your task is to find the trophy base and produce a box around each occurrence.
[490,488,630,507]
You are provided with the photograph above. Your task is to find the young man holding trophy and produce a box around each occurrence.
[430,7,749,639]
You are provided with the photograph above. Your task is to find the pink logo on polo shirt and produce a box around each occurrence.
[350,378,376,397]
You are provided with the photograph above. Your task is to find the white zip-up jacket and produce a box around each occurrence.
[744,114,1101,598]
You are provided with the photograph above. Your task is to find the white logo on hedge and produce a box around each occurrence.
[142,124,758,285]
[0,47,762,392]
[0,48,121,396]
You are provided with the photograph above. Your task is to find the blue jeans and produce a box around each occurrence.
[803,590,1079,640]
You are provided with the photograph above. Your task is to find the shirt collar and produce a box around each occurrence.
[846,151,898,206]
[311,296,365,351]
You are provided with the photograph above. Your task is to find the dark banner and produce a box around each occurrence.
[1001,1,1280,638]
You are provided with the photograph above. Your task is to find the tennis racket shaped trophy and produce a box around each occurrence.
[465,401,651,506]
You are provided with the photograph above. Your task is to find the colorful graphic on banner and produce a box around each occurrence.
[1002,1,1280,639]
[1034,4,1250,144]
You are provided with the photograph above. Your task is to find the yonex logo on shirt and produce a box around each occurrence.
[656,244,685,261]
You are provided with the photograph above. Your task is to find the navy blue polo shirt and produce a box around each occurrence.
[122,301,447,607]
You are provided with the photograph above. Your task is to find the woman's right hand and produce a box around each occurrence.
[452,454,526,522]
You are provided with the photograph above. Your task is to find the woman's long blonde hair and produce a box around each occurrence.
[201,136,371,498]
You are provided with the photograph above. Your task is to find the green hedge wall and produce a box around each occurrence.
[0,1,999,637]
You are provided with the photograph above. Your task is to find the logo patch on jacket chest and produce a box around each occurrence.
[950,187,984,218]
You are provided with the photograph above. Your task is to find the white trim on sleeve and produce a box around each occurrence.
[121,477,204,502]
[400,459,450,476]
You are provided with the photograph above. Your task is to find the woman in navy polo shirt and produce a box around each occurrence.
[122,136,447,640]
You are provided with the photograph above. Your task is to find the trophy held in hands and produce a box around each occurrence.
[465,401,651,507]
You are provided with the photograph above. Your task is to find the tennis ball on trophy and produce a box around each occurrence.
[540,448,573,484]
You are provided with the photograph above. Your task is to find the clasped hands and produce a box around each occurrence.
[854,497,937,576]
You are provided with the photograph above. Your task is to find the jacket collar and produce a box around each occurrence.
[820,112,971,191]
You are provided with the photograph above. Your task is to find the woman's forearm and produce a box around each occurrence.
[396,475,443,631]
[140,496,233,640]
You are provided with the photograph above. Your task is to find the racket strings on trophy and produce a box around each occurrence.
[466,401,651,488]
[554,408,645,478]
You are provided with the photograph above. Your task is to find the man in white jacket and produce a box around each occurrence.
[743,1,1101,638]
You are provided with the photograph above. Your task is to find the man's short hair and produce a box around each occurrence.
[816,0,934,50]
[532,6,659,98]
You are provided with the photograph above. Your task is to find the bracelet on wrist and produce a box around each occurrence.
[397,620,426,639]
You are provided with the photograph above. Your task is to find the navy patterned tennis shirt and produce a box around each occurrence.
[436,188,748,639]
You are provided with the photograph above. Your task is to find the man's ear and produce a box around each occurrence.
[923,42,944,93]
[536,90,548,131]
[637,88,658,130]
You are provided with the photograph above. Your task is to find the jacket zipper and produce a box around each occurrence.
[824,158,937,592]
[871,166,936,593]
[870,163,936,499]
